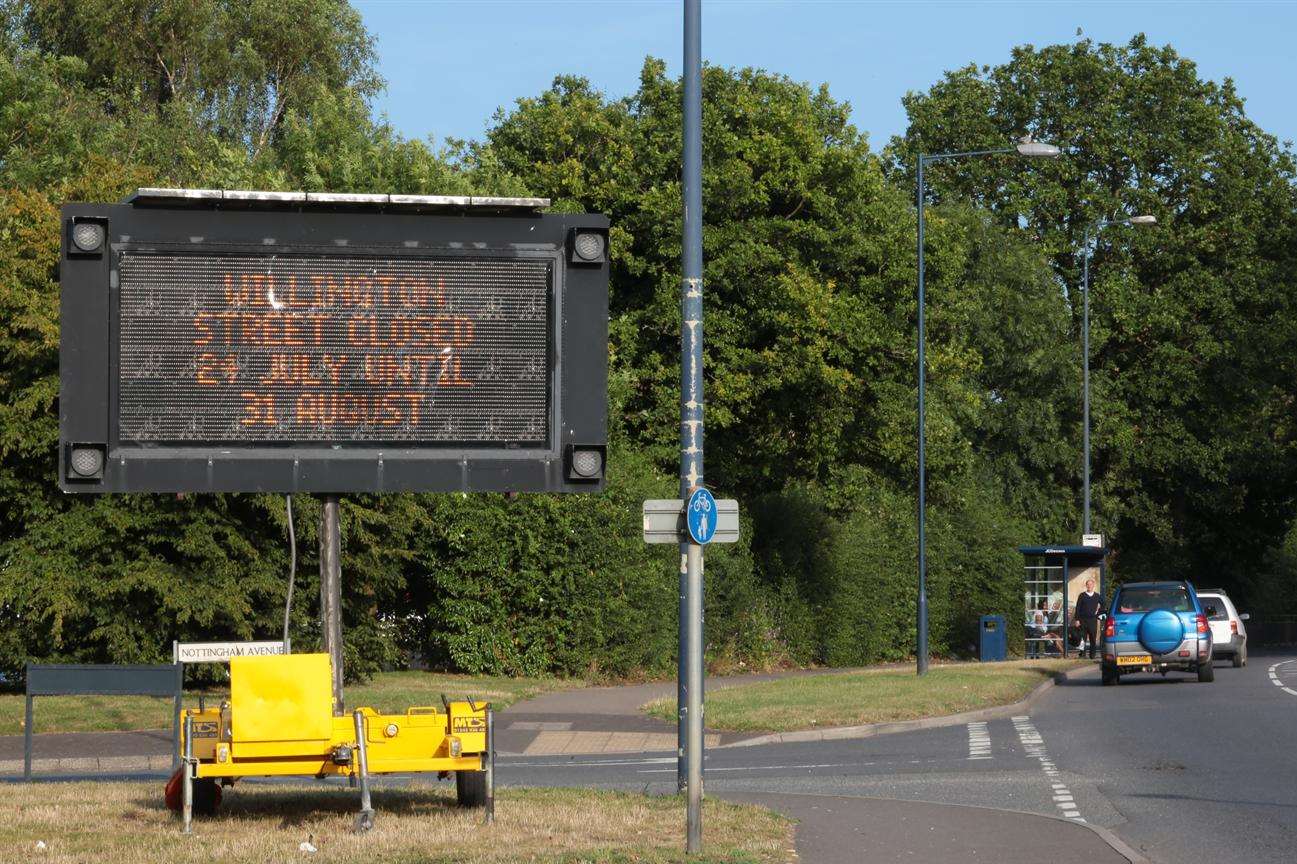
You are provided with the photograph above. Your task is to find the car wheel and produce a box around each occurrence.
[1232,649,1243,669]
[1241,645,1248,667]
[1101,664,1118,686]
[1198,661,1215,683]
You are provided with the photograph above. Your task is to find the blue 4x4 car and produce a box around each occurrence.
[1101,580,1214,685]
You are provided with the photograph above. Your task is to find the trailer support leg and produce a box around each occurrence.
[352,710,374,832]
[181,714,194,835]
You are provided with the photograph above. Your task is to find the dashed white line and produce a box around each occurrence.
[967,721,993,760]
[1267,659,1297,696]
[1013,715,1085,822]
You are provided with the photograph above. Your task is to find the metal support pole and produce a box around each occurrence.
[352,710,374,832]
[182,713,194,834]
[485,707,496,824]
[676,548,688,791]
[685,541,704,852]
[916,155,929,677]
[1082,229,1092,537]
[681,0,706,851]
[320,494,344,715]
[23,692,33,781]
[173,661,183,772]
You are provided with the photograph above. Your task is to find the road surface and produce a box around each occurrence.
[498,653,1297,864]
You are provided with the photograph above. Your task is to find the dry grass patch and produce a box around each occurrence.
[0,781,791,863]
[1,671,581,736]
[645,659,1086,732]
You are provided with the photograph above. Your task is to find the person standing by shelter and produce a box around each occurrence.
[1073,579,1105,659]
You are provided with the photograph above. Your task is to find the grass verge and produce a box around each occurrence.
[1,671,581,736]
[0,782,791,864]
[644,660,1086,732]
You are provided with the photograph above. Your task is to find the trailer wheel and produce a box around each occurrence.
[455,770,487,808]
[192,777,222,815]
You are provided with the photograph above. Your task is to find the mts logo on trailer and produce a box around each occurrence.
[452,716,487,734]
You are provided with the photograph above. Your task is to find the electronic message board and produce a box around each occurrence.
[59,190,609,494]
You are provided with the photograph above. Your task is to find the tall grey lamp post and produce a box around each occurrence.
[1079,214,1156,536]
[915,136,1060,675]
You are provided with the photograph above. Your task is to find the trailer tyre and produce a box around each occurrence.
[455,770,487,808]
[193,777,222,815]
[165,770,222,815]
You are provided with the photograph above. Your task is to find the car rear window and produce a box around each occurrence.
[1115,586,1193,613]
[1198,597,1230,620]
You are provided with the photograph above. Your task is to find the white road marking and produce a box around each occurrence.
[636,761,870,774]
[1267,659,1297,697]
[1013,716,1085,821]
[966,721,993,760]
[504,756,675,768]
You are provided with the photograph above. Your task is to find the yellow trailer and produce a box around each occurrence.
[168,653,494,832]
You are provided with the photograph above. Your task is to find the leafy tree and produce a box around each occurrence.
[482,61,1083,662]
[6,5,1291,676]
[891,36,1297,601]
[0,2,414,680]
[484,61,1073,510]
[14,0,379,158]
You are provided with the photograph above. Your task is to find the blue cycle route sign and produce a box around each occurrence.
[686,487,718,545]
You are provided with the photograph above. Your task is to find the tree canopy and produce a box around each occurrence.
[891,35,1297,589]
[1,7,1293,681]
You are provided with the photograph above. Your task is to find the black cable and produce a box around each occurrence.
[282,494,296,651]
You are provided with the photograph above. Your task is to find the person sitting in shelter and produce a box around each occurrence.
[1028,602,1063,657]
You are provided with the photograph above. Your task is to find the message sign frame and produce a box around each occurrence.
[58,194,609,494]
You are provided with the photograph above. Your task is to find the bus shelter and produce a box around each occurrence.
[1019,545,1108,658]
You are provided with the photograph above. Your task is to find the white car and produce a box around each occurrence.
[1197,589,1249,667]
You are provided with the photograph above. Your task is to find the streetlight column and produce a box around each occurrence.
[1078,214,1155,538]
[1082,226,1092,536]
[916,155,928,675]
[915,138,1060,676]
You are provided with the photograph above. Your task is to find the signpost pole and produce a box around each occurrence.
[319,495,345,716]
[681,0,705,852]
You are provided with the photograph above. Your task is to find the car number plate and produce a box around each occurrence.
[1117,655,1151,666]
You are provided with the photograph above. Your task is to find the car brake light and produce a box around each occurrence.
[1230,620,1238,634]
[1196,613,1209,634]
[1104,618,1115,638]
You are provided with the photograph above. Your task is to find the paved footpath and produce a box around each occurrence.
[495,668,841,754]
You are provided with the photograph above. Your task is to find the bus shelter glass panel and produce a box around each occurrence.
[1024,564,1065,657]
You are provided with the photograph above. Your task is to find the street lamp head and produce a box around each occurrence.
[1127,214,1157,225]
[1015,134,1061,158]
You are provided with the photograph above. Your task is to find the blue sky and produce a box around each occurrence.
[355,1,1296,152]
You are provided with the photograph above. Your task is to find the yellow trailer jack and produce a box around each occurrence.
[166,653,494,833]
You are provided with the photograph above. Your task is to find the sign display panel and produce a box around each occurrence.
[118,253,551,445]
[58,191,609,494]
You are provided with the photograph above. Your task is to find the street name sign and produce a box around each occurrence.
[59,189,609,494]
[642,498,740,544]
[173,640,289,664]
